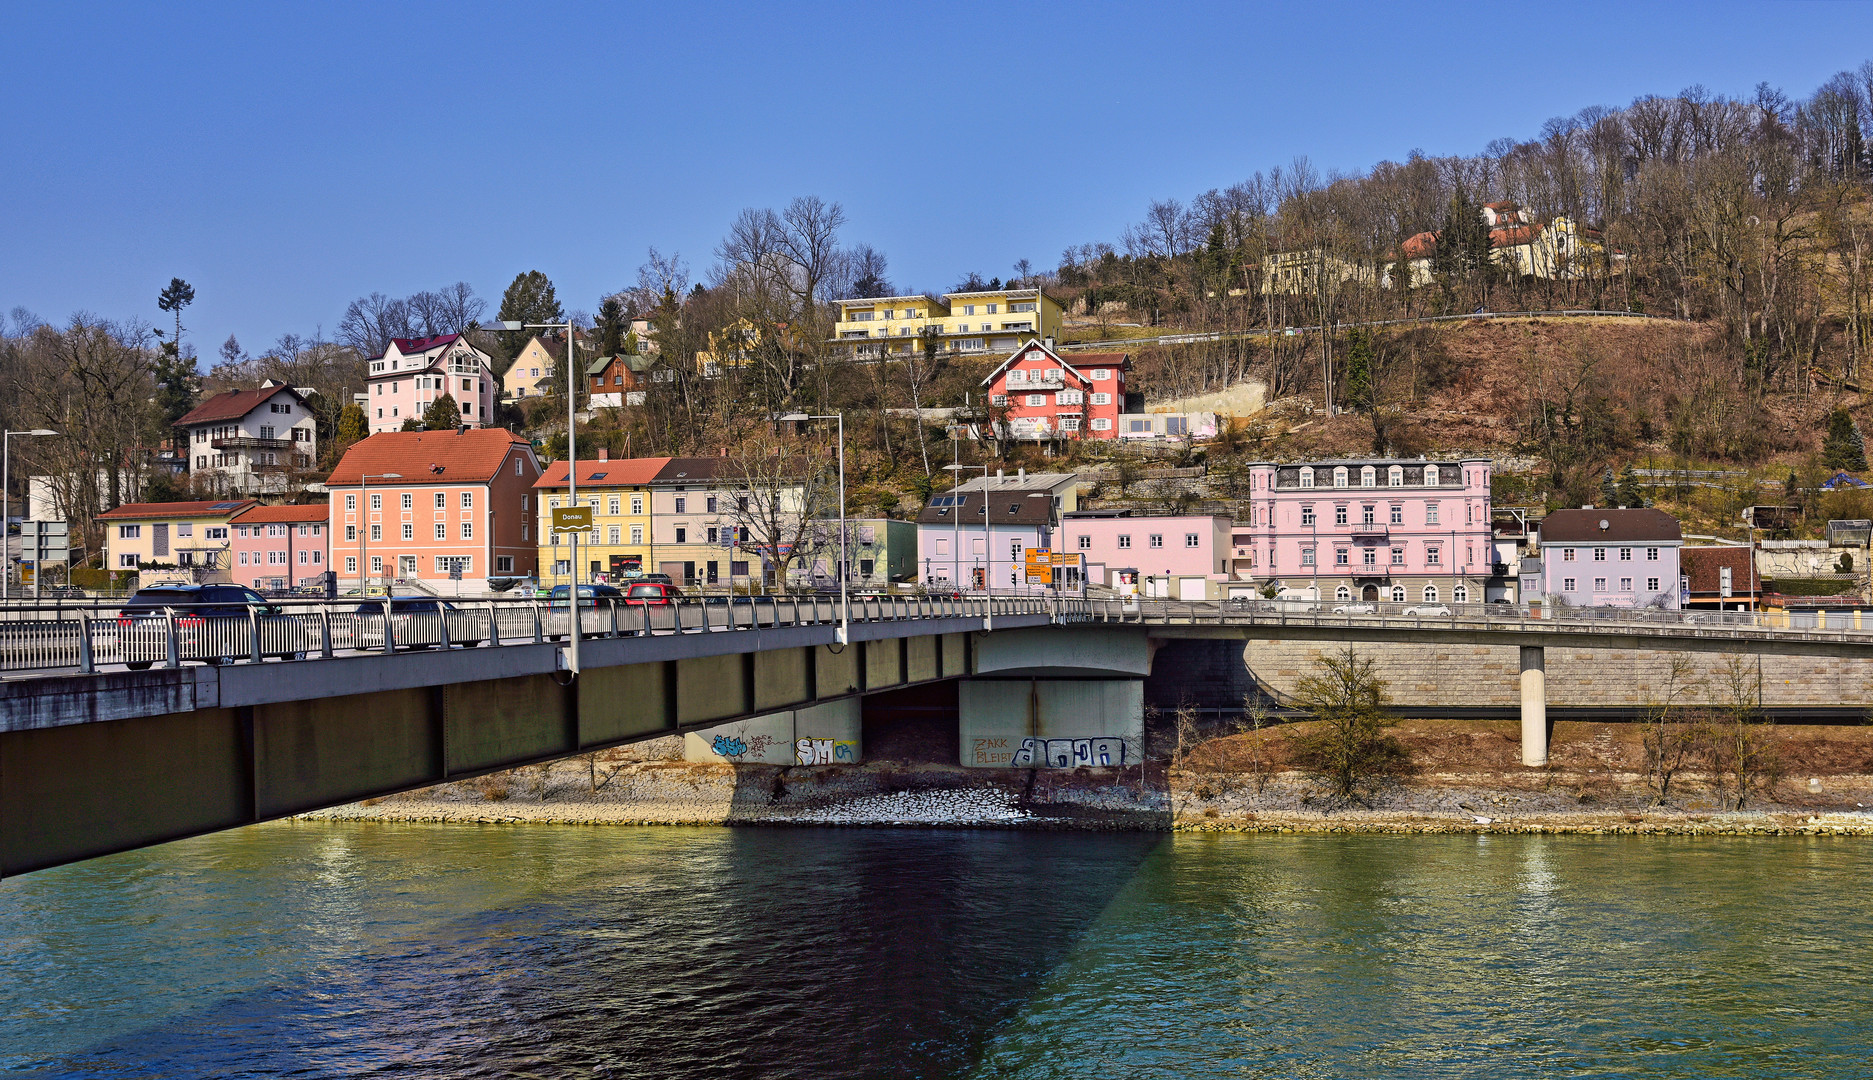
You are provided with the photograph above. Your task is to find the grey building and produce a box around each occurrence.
[1538,508,1683,610]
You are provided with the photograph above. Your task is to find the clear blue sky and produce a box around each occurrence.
[4,1,1871,356]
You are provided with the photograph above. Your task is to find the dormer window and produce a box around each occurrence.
[1424,465,1440,485]
[1333,467,1348,487]
[1389,466,1404,486]
[1299,467,1314,488]
[1360,466,1376,486]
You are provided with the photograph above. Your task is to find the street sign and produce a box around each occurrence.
[1024,548,1052,584]
[551,506,593,532]
[1049,551,1080,567]
[24,521,69,565]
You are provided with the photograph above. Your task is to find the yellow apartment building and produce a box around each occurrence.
[533,456,668,586]
[831,288,1064,360]
[96,499,257,585]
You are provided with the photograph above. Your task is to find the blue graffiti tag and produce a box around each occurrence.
[711,735,748,758]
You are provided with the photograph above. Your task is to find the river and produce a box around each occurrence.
[2,823,1868,1077]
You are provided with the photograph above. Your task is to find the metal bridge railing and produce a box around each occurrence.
[0,593,1044,677]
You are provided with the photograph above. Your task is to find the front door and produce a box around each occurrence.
[1362,584,1379,602]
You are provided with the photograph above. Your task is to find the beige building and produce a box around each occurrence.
[1260,247,1377,296]
[503,335,565,401]
[96,499,257,585]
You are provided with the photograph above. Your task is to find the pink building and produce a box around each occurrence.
[1059,510,1232,599]
[362,334,498,434]
[228,504,329,591]
[1235,457,1494,605]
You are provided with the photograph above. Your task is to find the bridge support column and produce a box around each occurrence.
[1519,645,1547,767]
[958,678,1142,768]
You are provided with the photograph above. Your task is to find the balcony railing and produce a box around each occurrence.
[210,436,293,451]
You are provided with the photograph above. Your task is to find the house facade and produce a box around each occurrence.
[792,518,918,589]
[97,500,255,585]
[1537,507,1683,610]
[915,488,1060,591]
[228,504,329,591]
[983,341,1129,440]
[1680,545,1760,611]
[831,288,1064,360]
[362,334,498,434]
[325,428,541,592]
[586,354,660,408]
[1060,510,1232,599]
[504,335,563,401]
[175,382,317,496]
[648,457,804,588]
[1234,458,1496,604]
[535,455,669,586]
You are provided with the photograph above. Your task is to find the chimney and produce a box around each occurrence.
[1018,466,1025,482]
[598,448,608,462]
[996,468,1004,480]
[1043,336,1056,350]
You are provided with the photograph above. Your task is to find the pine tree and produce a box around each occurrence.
[153,277,199,450]
[423,393,461,431]
[1600,468,1619,506]
[1822,408,1867,471]
[595,295,627,356]
[1616,464,1644,508]
[497,271,563,364]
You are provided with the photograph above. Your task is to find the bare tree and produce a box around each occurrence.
[724,430,835,590]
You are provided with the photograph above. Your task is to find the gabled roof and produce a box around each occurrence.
[230,503,329,524]
[97,499,257,521]
[534,457,671,489]
[389,333,462,354]
[1680,546,1758,595]
[174,385,305,428]
[982,339,1084,387]
[1539,508,1681,544]
[652,457,753,484]
[325,428,535,486]
[916,490,1056,527]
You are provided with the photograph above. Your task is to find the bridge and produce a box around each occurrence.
[4,594,1873,877]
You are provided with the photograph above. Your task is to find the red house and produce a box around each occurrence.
[982,340,1129,441]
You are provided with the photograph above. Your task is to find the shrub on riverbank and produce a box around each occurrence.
[1286,648,1412,801]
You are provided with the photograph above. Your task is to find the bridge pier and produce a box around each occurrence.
[1519,645,1547,767]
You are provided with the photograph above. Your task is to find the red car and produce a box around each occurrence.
[623,582,683,607]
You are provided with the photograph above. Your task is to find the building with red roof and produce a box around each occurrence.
[175,380,317,496]
[361,333,497,434]
[982,340,1130,441]
[227,503,330,591]
[326,428,541,592]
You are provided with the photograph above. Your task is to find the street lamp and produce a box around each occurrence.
[803,414,848,644]
[3,429,58,601]
[502,319,584,673]
[358,472,402,594]
[945,460,992,631]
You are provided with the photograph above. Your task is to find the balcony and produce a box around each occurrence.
[211,436,292,451]
[1349,523,1389,538]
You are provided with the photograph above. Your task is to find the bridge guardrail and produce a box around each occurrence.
[0,593,1048,677]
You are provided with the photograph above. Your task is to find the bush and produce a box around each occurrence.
[1286,648,1411,799]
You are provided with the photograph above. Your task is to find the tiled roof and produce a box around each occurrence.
[175,386,301,427]
[325,428,533,486]
[917,490,1056,527]
[1539,508,1682,543]
[1399,231,1438,259]
[1490,224,1545,248]
[229,503,329,524]
[1680,546,1758,595]
[535,457,671,488]
[1063,351,1129,368]
[97,499,256,521]
[652,457,752,484]
[389,333,462,353]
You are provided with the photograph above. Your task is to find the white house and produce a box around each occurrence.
[361,334,497,434]
[175,380,318,496]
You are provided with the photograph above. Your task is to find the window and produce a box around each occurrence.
[1301,505,1315,526]
[1362,505,1376,526]
[1060,417,1081,432]
[1299,467,1315,488]
[497,556,514,573]
[1620,577,1633,591]
[1365,547,1379,568]
[1388,466,1403,486]
[1009,540,1024,561]
[608,497,621,515]
[1426,503,1439,525]
[371,556,383,574]
[1390,547,1404,565]
[1335,548,1349,566]
[461,522,472,539]
[402,524,413,540]
[397,493,410,510]
[1392,585,1406,602]
[632,496,644,515]
[1185,533,1200,548]
[516,459,524,476]
[1008,369,1027,384]
[1335,505,1348,526]
[1647,547,1660,561]
[370,525,381,541]
[461,492,473,508]
[435,523,446,540]
[434,492,446,508]
[1562,547,1575,561]
[1117,535,1131,549]
[345,525,356,541]
[1423,585,1438,603]
[346,556,358,573]
[1454,585,1468,603]
[1360,466,1375,486]
[1078,535,1091,550]
[1593,547,1606,562]
[1390,504,1403,525]
[1424,465,1439,485]
[1301,546,1316,566]
[1090,417,1111,431]
[706,527,718,544]
[1092,368,1111,380]
[1026,394,1046,407]
[675,527,686,543]
[118,525,141,539]
[1091,392,1111,406]
[346,494,356,510]
[630,525,643,544]
[1648,577,1660,592]
[1333,467,1348,487]
[608,526,621,544]
[1594,577,1607,591]
[674,496,686,513]
[370,494,381,510]
[1426,546,1441,566]
[1564,577,1577,591]
[1336,585,1351,600]
[1149,534,1163,548]
[1619,547,1632,561]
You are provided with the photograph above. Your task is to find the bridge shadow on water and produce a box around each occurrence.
[13,823,1164,1079]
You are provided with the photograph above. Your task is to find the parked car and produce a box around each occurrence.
[622,582,683,607]
[351,597,486,650]
[546,583,625,610]
[116,584,297,669]
[1332,603,1376,614]
[638,573,675,586]
[1402,603,1452,617]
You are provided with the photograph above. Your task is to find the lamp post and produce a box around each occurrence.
[2,429,57,601]
[945,461,992,630]
[803,414,848,644]
[503,319,583,671]
[358,472,402,594]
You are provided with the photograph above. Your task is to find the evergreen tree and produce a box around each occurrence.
[1822,408,1867,471]
[328,403,368,467]
[153,277,199,450]
[1342,328,1374,414]
[400,416,424,432]
[1616,464,1645,508]
[497,271,563,363]
[1600,468,1619,506]
[422,393,461,431]
[595,295,627,356]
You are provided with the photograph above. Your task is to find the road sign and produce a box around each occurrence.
[24,521,69,565]
[1049,551,1080,567]
[551,506,593,532]
[1024,548,1053,584]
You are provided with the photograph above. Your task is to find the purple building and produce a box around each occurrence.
[1232,457,1495,605]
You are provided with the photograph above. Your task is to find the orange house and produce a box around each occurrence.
[325,428,541,593]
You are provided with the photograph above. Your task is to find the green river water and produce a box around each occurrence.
[1,823,1868,1077]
